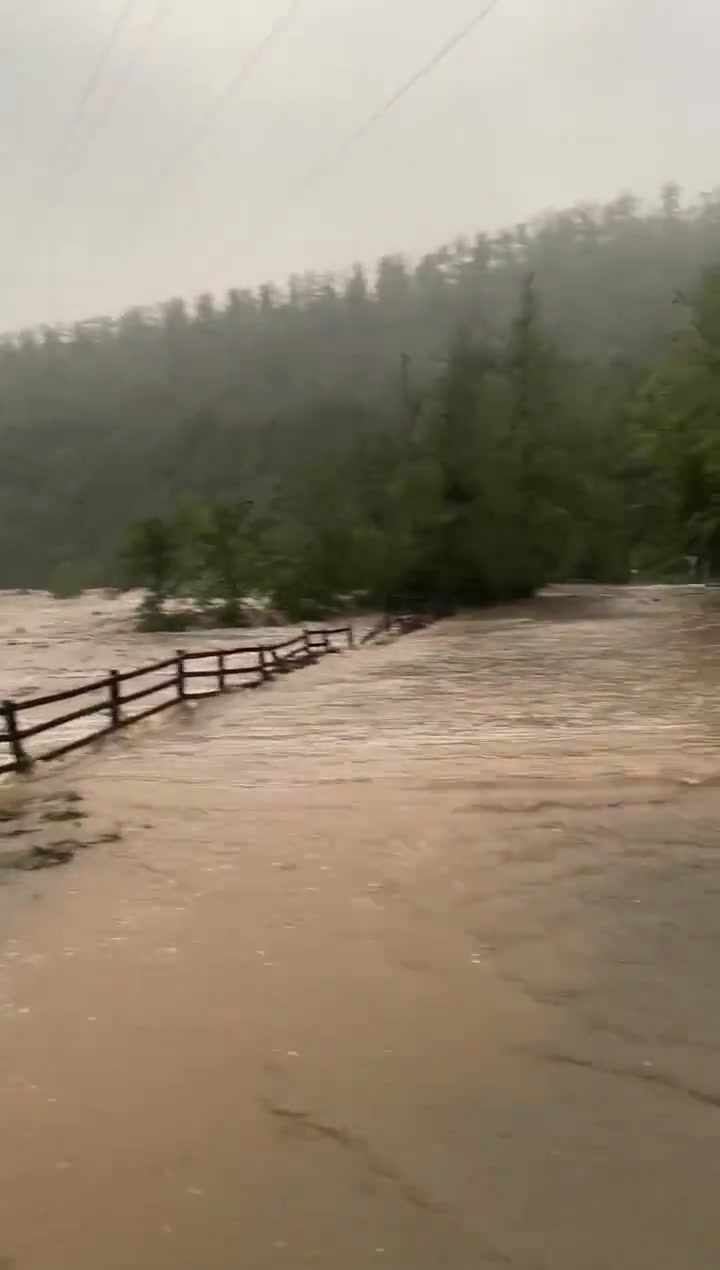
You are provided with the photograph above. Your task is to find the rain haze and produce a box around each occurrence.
[7,7,720,1270]
[1,0,718,331]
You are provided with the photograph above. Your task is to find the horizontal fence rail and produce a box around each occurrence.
[0,625,355,776]
[1,604,438,777]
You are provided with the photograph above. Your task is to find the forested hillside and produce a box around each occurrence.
[1,185,720,593]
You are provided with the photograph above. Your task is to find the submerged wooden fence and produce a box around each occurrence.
[0,625,354,777]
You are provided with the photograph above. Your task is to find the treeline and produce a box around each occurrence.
[123,263,720,623]
[125,276,579,624]
[1,185,720,594]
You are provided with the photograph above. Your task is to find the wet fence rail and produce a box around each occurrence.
[0,600,441,778]
[0,625,354,776]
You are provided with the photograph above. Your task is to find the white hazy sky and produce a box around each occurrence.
[0,0,717,330]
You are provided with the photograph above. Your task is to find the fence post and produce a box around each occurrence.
[108,670,122,729]
[217,651,227,692]
[3,700,31,773]
[347,625,354,649]
[176,650,187,702]
[259,647,272,682]
[323,630,331,654]
[303,630,313,662]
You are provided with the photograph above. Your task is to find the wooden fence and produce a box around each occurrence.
[0,625,353,777]
[359,611,436,644]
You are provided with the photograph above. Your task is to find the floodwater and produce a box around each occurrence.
[2,586,720,1269]
[0,591,308,764]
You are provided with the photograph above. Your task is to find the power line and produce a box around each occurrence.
[60,0,174,183]
[290,0,506,204]
[210,0,506,280]
[130,0,301,226]
[44,0,136,195]
[61,0,136,153]
[38,0,137,322]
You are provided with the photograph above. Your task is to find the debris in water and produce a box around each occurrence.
[1,843,76,872]
[42,807,85,824]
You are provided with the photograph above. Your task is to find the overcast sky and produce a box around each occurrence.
[0,0,717,330]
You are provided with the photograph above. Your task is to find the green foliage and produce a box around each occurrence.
[372,297,577,606]
[123,517,181,621]
[191,500,259,625]
[3,185,720,593]
[124,499,268,629]
[632,268,720,573]
[634,273,720,576]
[48,560,90,599]
[125,279,630,619]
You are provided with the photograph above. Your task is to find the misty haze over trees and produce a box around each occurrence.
[1,185,720,612]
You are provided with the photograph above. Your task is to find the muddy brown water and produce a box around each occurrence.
[0,591,311,763]
[2,586,720,1269]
